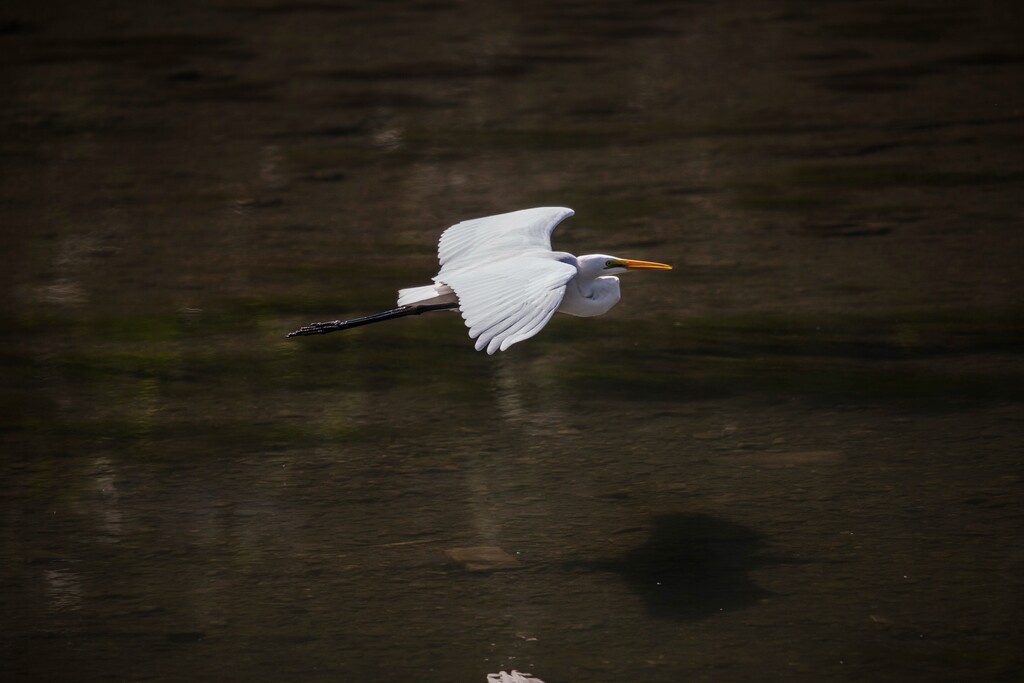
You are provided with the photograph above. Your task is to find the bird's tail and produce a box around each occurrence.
[286,303,458,337]
[397,283,457,307]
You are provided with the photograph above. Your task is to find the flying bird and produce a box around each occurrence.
[287,207,671,353]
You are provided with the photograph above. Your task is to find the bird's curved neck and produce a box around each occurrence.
[559,262,621,317]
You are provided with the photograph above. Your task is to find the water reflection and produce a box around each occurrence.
[490,354,568,433]
[487,670,546,683]
[89,456,124,541]
[43,567,83,614]
[462,356,570,547]
[464,460,504,547]
[35,234,97,307]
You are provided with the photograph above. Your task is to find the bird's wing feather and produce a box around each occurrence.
[437,207,574,275]
[441,256,577,354]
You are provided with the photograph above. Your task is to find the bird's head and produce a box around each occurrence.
[579,254,673,276]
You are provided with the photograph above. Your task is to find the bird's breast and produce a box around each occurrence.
[557,276,620,317]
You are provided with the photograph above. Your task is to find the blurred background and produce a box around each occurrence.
[1,0,1022,681]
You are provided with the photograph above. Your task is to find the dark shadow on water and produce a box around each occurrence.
[568,513,796,621]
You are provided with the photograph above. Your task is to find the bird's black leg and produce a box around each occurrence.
[286,302,459,337]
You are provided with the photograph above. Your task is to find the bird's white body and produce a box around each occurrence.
[288,207,670,352]
[397,254,622,318]
[397,207,666,354]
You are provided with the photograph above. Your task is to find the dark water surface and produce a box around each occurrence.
[2,1,1022,681]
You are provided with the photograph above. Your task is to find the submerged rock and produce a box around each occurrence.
[445,546,520,572]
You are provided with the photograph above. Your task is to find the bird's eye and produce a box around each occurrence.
[605,260,617,269]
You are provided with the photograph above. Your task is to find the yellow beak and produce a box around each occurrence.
[618,259,673,271]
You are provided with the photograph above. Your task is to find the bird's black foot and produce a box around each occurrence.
[286,320,345,337]
[286,303,458,338]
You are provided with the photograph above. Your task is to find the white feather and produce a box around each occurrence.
[437,207,574,276]
[396,283,456,307]
[441,255,576,354]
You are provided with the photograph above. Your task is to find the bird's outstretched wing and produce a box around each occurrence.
[436,207,574,275]
[431,207,577,353]
[441,255,577,354]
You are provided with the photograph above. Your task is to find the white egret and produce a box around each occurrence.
[287,207,671,353]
